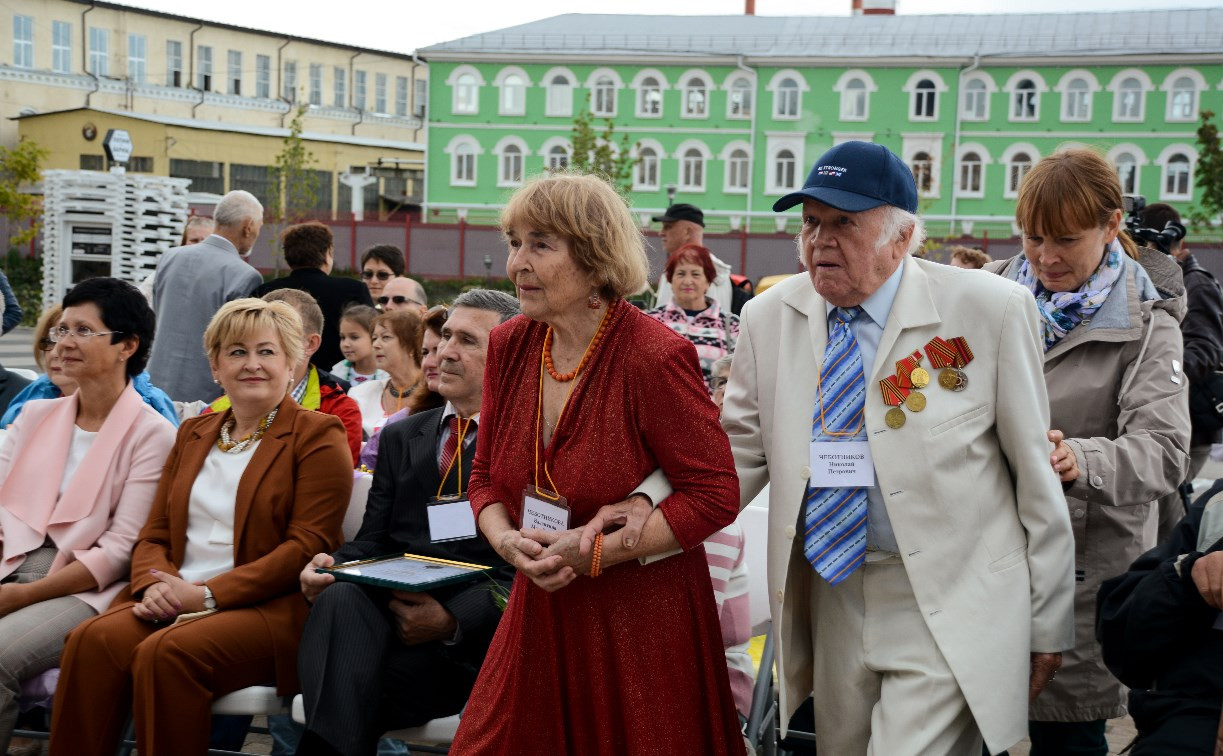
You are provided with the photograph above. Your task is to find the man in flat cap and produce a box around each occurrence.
[651,203,734,311]
[720,141,1075,754]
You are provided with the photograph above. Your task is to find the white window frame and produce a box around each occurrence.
[1004,71,1047,123]
[1001,143,1040,199]
[676,139,711,192]
[903,70,947,123]
[540,138,571,172]
[374,72,388,114]
[1107,144,1147,196]
[256,55,271,99]
[720,140,753,194]
[229,50,243,97]
[724,73,754,120]
[445,135,482,187]
[1055,70,1099,123]
[128,34,147,85]
[543,67,576,118]
[197,45,212,92]
[767,69,808,121]
[585,69,622,118]
[353,69,366,111]
[834,70,876,122]
[1107,69,1153,123]
[447,65,484,115]
[88,27,108,77]
[165,40,182,88]
[900,135,943,199]
[633,139,665,192]
[333,67,346,108]
[765,134,804,194]
[631,69,668,119]
[52,21,72,74]
[1157,144,1197,201]
[13,16,33,70]
[308,63,323,106]
[960,72,996,122]
[1162,68,1206,123]
[679,69,713,120]
[283,59,297,103]
[493,66,531,117]
[494,136,528,188]
[954,143,991,199]
[396,76,409,117]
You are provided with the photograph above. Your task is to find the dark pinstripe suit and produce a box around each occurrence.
[296,407,511,756]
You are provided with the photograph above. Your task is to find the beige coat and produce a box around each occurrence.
[988,249,1190,722]
[722,258,1076,754]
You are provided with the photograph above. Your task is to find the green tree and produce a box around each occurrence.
[0,138,48,246]
[569,95,637,194]
[1192,110,1223,227]
[270,104,320,225]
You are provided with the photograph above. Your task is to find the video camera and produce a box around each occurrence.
[1123,194,1187,255]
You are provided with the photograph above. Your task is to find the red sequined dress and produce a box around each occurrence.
[450,303,745,756]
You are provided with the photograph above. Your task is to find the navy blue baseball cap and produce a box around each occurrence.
[773,141,918,214]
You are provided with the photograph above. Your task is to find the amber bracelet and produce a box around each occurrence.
[590,532,604,578]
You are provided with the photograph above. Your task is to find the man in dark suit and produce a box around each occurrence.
[295,289,521,756]
[252,221,373,369]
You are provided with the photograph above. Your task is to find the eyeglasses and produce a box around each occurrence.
[38,337,54,352]
[377,295,424,308]
[47,326,125,344]
[362,270,393,281]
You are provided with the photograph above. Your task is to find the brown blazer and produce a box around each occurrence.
[124,395,353,694]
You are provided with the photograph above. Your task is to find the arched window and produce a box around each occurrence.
[776,77,800,118]
[500,73,525,115]
[1114,153,1138,194]
[774,149,796,191]
[729,77,753,117]
[1116,77,1144,121]
[1008,152,1034,194]
[1011,79,1037,120]
[681,148,705,190]
[636,146,659,190]
[1063,78,1091,121]
[912,79,937,119]
[592,76,616,116]
[1165,153,1192,197]
[909,151,933,194]
[547,144,569,172]
[962,79,987,120]
[546,74,572,117]
[1169,76,1197,121]
[841,78,868,120]
[683,76,707,117]
[959,152,982,194]
[452,142,475,184]
[499,144,523,186]
[639,76,662,116]
[454,73,478,114]
[727,148,751,191]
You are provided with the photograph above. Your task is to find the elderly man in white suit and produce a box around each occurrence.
[721,141,1076,755]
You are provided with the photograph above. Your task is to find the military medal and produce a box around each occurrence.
[905,392,926,412]
[885,407,906,429]
[925,336,974,392]
[910,367,930,389]
[878,375,910,428]
[938,368,961,390]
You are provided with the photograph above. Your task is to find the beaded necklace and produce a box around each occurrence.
[217,407,278,454]
[543,300,615,383]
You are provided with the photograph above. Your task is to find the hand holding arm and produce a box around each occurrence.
[1048,430,1080,483]
[478,503,571,592]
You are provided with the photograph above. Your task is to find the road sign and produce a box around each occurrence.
[102,129,133,164]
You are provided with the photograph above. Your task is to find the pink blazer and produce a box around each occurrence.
[0,385,176,612]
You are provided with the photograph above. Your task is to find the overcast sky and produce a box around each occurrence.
[116,0,1220,55]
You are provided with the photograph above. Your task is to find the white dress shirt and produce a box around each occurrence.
[179,441,260,584]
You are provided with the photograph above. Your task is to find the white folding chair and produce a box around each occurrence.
[739,491,782,756]
[344,472,374,541]
[291,694,459,754]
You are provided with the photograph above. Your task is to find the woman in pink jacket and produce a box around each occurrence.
[0,278,176,754]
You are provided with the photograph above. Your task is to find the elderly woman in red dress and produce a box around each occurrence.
[450,173,744,755]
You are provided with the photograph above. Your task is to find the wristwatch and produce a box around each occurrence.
[202,585,217,610]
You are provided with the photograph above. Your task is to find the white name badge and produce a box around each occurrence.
[521,487,571,532]
[427,498,478,542]
[809,441,876,488]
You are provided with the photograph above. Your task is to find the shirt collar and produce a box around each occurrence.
[442,401,480,424]
[825,256,906,329]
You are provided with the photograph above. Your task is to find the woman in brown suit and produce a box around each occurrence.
[49,298,353,756]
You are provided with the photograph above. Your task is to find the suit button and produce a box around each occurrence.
[800,466,811,479]
[776,589,784,604]
[1090,475,1104,489]
[1073,508,1085,519]
[784,525,796,539]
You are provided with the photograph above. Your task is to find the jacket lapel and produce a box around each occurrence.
[1,395,77,534]
[782,280,827,371]
[409,412,442,502]
[168,411,226,561]
[869,259,942,385]
[231,396,295,544]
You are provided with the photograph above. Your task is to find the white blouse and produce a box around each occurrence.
[58,426,99,499]
[178,440,260,585]
[348,378,398,437]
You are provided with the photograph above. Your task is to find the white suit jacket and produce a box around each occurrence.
[721,258,1075,752]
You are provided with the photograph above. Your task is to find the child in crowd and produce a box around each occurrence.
[331,304,389,385]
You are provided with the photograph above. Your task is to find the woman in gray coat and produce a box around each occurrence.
[986,148,1189,756]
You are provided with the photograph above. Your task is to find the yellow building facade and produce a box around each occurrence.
[2,0,425,216]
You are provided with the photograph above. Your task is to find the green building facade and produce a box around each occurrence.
[421,10,1223,239]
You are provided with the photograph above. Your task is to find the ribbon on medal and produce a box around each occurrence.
[924,336,974,392]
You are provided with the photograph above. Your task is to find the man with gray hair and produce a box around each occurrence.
[147,190,265,401]
[720,141,1075,754]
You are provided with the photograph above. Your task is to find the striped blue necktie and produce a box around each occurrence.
[803,306,869,585]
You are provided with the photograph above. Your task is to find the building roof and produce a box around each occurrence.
[12,107,425,153]
[420,8,1223,61]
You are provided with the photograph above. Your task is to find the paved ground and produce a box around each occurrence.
[0,326,38,372]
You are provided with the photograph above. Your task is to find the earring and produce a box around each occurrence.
[587,294,602,310]
[213,378,221,385]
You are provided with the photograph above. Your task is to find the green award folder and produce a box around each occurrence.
[317,553,492,591]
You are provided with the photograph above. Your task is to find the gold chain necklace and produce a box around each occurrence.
[217,407,278,454]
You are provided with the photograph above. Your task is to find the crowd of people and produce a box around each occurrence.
[0,137,1219,756]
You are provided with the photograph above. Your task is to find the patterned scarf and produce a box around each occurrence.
[1016,239,1125,351]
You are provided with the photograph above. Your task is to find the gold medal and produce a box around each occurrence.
[910,367,930,389]
[885,407,906,429]
[939,368,959,390]
[905,391,926,412]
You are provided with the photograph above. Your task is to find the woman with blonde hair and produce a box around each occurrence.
[985,147,1189,755]
[49,298,352,756]
[450,173,744,755]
